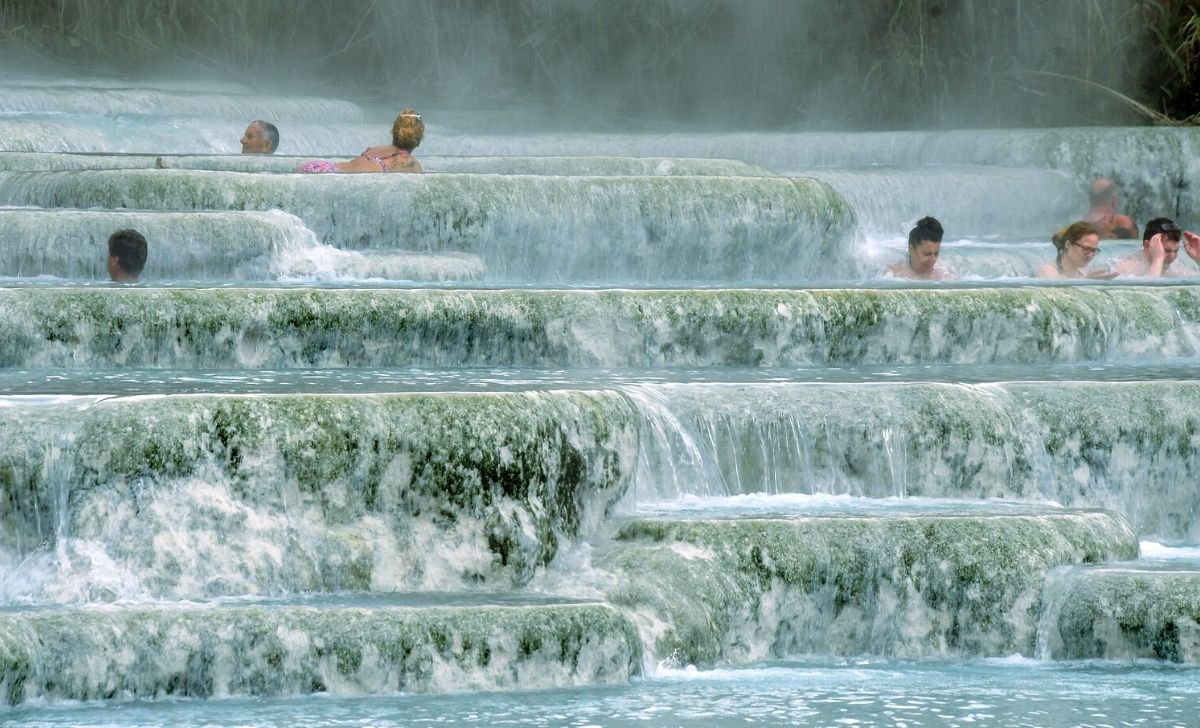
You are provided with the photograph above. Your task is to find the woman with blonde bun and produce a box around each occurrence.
[1038,221,1116,279]
[297,108,424,174]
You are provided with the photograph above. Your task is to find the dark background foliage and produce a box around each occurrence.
[1,0,1197,129]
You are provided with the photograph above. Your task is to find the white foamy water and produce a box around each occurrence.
[1140,541,1200,561]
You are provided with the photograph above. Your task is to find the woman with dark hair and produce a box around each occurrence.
[1038,221,1116,279]
[297,109,424,174]
[886,216,953,280]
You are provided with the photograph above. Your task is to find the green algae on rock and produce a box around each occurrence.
[1043,567,1200,663]
[0,287,1196,369]
[0,392,639,601]
[0,601,641,703]
[598,510,1137,665]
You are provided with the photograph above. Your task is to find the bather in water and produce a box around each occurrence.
[1110,217,1200,278]
[885,216,955,281]
[297,108,424,174]
[1038,221,1117,280]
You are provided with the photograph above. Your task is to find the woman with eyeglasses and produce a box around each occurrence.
[1038,221,1117,279]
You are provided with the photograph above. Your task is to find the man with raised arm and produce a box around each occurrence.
[1111,217,1200,278]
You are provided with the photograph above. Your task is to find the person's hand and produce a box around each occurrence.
[1147,233,1166,262]
[1184,230,1200,263]
[1086,268,1119,280]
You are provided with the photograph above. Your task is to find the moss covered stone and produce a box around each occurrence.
[1047,567,1200,663]
[600,509,1136,666]
[1,286,1196,369]
[0,601,641,703]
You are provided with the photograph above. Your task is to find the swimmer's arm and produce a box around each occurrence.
[1146,234,1168,277]
[1184,231,1200,266]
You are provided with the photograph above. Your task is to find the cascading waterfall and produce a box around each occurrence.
[0,170,853,282]
[0,286,1195,369]
[430,127,1200,224]
[617,381,1200,539]
[789,166,1083,238]
[2,63,1200,726]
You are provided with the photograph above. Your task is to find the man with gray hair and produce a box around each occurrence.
[240,120,279,154]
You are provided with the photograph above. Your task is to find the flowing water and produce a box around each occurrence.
[1,73,1200,727]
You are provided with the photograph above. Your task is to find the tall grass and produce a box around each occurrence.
[0,0,1194,128]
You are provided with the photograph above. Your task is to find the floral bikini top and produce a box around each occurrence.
[296,148,412,174]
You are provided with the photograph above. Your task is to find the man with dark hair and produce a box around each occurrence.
[240,120,279,154]
[107,228,148,282]
[1085,179,1138,239]
[1111,217,1200,277]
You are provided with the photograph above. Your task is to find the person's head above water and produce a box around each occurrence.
[241,120,279,154]
[908,216,944,247]
[1088,179,1118,213]
[1087,178,1137,238]
[108,228,147,282]
[1144,217,1182,244]
[905,216,944,276]
[1143,216,1183,267]
[1051,221,1101,271]
[391,109,424,151]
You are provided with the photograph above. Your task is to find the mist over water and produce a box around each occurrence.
[0,0,1162,130]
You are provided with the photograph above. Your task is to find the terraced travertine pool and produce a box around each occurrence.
[1,74,1199,727]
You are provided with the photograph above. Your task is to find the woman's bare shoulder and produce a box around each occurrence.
[387,155,422,173]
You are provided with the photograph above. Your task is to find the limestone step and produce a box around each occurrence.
[0,170,849,281]
[0,151,775,177]
[0,286,1194,369]
[592,509,1137,665]
[0,596,641,704]
[1041,564,1200,663]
